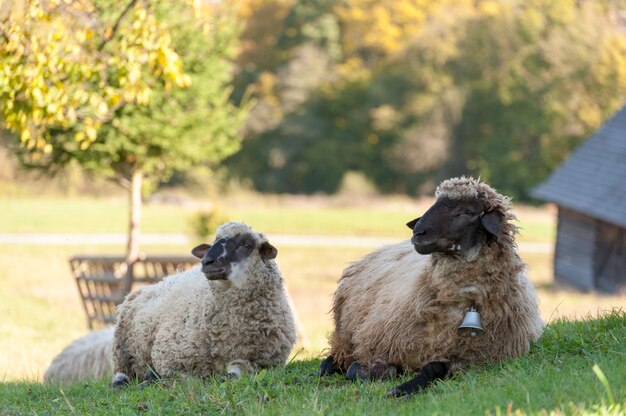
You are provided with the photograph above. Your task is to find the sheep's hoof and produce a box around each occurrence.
[111,372,131,388]
[386,380,419,398]
[139,368,161,389]
[318,355,341,377]
[225,364,244,379]
[386,386,409,398]
[345,362,368,381]
[369,362,398,381]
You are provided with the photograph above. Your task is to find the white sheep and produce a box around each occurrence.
[111,222,297,387]
[43,327,114,383]
[319,176,544,397]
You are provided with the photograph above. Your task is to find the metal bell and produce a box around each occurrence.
[458,307,485,337]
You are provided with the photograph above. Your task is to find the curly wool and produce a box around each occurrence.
[329,177,544,375]
[112,222,296,379]
[436,176,519,246]
[44,327,114,383]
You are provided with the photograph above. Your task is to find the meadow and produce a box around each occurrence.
[1,311,624,415]
[0,193,625,414]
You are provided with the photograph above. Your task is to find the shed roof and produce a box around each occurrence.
[532,104,626,228]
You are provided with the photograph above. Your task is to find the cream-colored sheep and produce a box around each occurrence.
[320,177,544,397]
[44,327,114,383]
[111,222,296,387]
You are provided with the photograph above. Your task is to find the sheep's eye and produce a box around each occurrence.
[465,210,476,216]
[242,242,254,249]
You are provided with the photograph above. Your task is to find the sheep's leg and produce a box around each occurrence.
[345,360,399,381]
[226,359,256,379]
[111,372,131,388]
[368,361,399,380]
[386,361,449,398]
[318,355,343,377]
[345,361,367,380]
[138,367,161,389]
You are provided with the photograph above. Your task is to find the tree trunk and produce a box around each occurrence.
[123,167,143,293]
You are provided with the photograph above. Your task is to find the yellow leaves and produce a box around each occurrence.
[75,119,100,149]
[85,125,97,142]
[135,7,147,22]
[135,88,151,104]
[105,88,122,108]
[478,1,502,17]
[75,30,94,43]
[20,129,31,143]
[127,65,141,85]
[31,88,44,106]
[1,0,199,156]
[577,106,603,130]
[96,101,109,118]
[596,36,626,92]
[335,57,371,83]
[337,0,474,60]
[28,4,45,19]
[236,0,292,20]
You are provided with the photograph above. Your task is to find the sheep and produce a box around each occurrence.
[319,176,544,397]
[111,222,297,387]
[43,327,114,383]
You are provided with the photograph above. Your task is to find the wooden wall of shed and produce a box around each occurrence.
[594,219,626,293]
[554,207,596,290]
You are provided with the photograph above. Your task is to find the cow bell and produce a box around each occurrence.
[458,307,485,337]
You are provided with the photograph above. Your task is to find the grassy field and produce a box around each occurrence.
[1,311,624,415]
[0,195,555,241]
[1,195,625,414]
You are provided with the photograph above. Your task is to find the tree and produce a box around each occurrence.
[230,0,626,200]
[334,0,462,70]
[446,0,626,199]
[0,0,246,264]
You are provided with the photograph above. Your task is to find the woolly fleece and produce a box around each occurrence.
[44,327,114,383]
[112,222,296,379]
[329,177,544,375]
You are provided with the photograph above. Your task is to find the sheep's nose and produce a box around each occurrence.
[411,227,429,244]
[203,242,225,265]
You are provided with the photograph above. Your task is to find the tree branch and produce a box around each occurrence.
[97,0,140,51]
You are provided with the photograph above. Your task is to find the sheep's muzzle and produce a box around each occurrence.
[411,239,439,255]
[200,238,231,280]
[202,266,228,280]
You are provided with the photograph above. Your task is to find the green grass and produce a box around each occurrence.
[0,196,555,241]
[0,197,424,236]
[1,310,624,415]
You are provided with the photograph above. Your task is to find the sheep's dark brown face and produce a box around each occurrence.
[406,197,501,256]
[191,233,277,281]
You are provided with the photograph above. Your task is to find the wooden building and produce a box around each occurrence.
[532,105,626,293]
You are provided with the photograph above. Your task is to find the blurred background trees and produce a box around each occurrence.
[2,0,626,204]
[228,0,626,200]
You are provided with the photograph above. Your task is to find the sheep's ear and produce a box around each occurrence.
[191,243,211,259]
[259,242,278,260]
[406,217,421,230]
[481,211,501,241]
